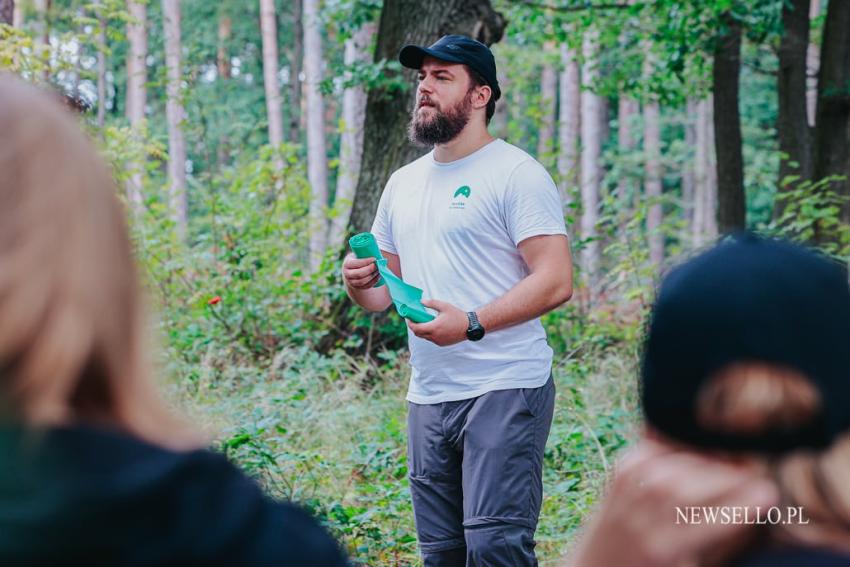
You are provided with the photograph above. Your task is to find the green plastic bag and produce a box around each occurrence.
[348,232,436,323]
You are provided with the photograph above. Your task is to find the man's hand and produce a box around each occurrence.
[407,299,469,346]
[341,253,380,290]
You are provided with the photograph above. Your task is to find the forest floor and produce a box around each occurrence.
[171,340,639,565]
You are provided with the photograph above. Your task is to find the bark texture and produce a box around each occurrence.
[557,41,580,206]
[162,0,188,236]
[774,0,813,222]
[713,14,746,233]
[260,0,284,148]
[329,22,376,250]
[304,0,329,270]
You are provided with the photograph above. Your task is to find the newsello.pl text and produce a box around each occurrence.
[675,506,810,525]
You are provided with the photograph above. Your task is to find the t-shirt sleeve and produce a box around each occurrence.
[504,159,568,246]
[369,175,397,255]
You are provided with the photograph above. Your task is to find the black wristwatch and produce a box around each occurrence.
[466,311,486,341]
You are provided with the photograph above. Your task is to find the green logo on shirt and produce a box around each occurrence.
[454,185,471,199]
[450,186,471,210]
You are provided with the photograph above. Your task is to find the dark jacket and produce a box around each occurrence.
[738,547,850,566]
[0,424,349,566]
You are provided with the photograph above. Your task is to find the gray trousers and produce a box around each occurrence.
[407,375,556,567]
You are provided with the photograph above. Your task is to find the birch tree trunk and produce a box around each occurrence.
[96,14,107,129]
[643,49,663,266]
[217,12,231,79]
[304,0,329,271]
[694,96,719,246]
[557,40,580,206]
[328,22,375,251]
[260,0,284,149]
[644,97,663,268]
[617,96,638,208]
[682,98,696,225]
[537,41,557,168]
[162,0,188,237]
[806,0,821,127]
[289,0,303,144]
[12,0,22,27]
[580,31,602,299]
[125,0,147,213]
[34,0,50,82]
[217,11,231,166]
[713,14,746,234]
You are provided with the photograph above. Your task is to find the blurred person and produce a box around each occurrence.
[341,35,572,566]
[569,234,850,566]
[0,75,348,566]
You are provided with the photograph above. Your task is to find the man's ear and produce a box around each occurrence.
[473,85,492,109]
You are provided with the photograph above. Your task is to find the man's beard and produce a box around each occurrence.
[407,92,473,146]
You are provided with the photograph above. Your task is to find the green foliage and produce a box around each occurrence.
[769,175,850,257]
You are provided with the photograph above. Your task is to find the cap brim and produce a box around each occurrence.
[398,45,466,69]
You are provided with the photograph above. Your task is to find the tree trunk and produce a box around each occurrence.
[289,0,303,145]
[260,0,284,149]
[537,41,557,168]
[217,12,231,79]
[0,0,12,25]
[125,0,147,214]
[12,0,21,27]
[162,0,188,237]
[491,64,509,137]
[34,0,50,82]
[806,0,821,126]
[618,96,638,208]
[693,97,719,246]
[774,0,813,223]
[557,40,580,206]
[303,0,329,271]
[580,30,602,298]
[813,0,850,225]
[217,10,232,166]
[713,14,746,233]
[328,22,376,251]
[345,0,505,238]
[96,15,107,130]
[682,98,697,225]
[644,99,663,267]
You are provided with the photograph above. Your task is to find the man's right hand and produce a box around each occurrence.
[342,253,381,290]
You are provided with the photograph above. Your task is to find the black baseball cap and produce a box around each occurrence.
[641,233,850,453]
[399,35,501,102]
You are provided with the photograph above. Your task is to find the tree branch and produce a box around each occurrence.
[512,0,643,12]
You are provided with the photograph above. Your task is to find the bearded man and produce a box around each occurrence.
[341,35,573,566]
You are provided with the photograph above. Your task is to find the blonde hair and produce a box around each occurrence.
[697,363,850,554]
[0,76,199,450]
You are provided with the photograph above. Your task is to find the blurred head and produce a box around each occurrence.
[0,75,196,449]
[641,233,850,553]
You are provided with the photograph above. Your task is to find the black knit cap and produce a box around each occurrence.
[641,233,850,453]
[399,35,501,101]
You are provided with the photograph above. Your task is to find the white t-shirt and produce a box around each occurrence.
[371,138,568,404]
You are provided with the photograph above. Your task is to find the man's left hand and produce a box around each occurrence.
[407,299,469,346]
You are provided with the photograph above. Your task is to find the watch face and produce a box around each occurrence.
[467,327,485,341]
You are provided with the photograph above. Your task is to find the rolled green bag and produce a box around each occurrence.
[349,232,385,287]
[348,232,435,323]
